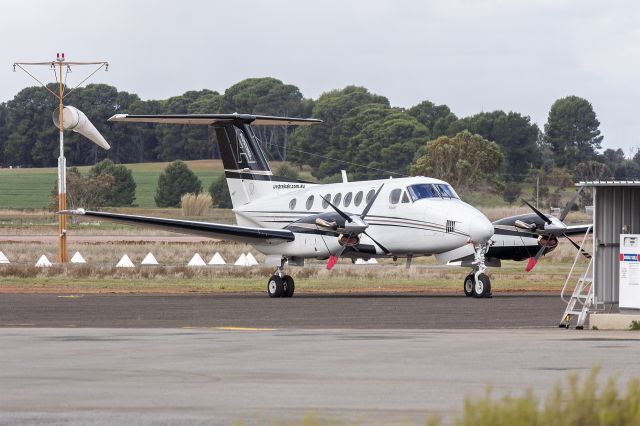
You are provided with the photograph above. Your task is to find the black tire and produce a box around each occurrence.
[472,273,491,298]
[463,274,474,297]
[267,275,284,298]
[283,275,295,298]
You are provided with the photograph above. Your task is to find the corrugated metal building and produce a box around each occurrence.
[578,181,640,305]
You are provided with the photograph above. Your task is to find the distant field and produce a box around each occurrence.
[0,160,225,209]
[0,160,307,209]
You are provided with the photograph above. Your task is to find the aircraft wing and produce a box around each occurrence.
[108,114,322,126]
[563,224,593,236]
[58,209,295,245]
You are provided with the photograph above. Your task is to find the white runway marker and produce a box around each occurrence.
[141,252,159,265]
[208,252,226,265]
[187,253,206,266]
[116,254,135,268]
[70,252,86,264]
[35,255,52,267]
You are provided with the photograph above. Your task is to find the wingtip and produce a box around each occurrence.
[56,208,86,215]
[108,114,127,122]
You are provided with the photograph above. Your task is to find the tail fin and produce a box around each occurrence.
[108,113,321,208]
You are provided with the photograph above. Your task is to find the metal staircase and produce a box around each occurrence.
[559,225,594,329]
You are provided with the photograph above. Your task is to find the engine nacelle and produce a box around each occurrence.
[338,234,360,247]
[538,235,558,253]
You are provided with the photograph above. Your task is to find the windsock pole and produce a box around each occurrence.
[12,53,109,263]
[57,55,68,262]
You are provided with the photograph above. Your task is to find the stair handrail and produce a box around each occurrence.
[561,224,593,303]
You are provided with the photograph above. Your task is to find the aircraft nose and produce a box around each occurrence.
[468,215,494,243]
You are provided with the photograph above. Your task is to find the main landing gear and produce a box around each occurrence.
[267,259,295,298]
[463,242,492,298]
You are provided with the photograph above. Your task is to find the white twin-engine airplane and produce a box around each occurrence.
[62,113,497,298]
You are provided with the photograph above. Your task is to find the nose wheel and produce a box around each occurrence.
[463,274,474,297]
[472,273,491,298]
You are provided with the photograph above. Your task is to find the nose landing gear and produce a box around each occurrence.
[463,243,492,298]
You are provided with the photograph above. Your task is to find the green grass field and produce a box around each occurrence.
[0,160,224,209]
[0,159,314,209]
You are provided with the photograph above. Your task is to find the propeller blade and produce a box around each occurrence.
[563,233,592,259]
[326,255,338,270]
[522,199,552,225]
[326,244,348,270]
[363,231,391,255]
[559,186,585,222]
[320,195,352,223]
[360,184,384,220]
[525,245,547,272]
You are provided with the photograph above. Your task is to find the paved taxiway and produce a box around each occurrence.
[2,293,637,425]
[1,292,565,328]
[1,328,639,425]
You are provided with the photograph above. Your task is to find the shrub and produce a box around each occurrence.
[154,160,202,207]
[208,174,232,208]
[452,368,640,426]
[181,192,212,216]
[49,167,116,210]
[503,183,522,205]
[88,159,136,206]
[275,164,300,180]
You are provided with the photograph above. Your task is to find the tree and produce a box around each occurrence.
[223,78,306,160]
[613,161,640,180]
[349,111,429,180]
[154,160,202,207]
[208,174,232,208]
[503,183,523,205]
[410,131,504,192]
[288,86,389,176]
[544,96,603,169]
[447,111,540,179]
[407,100,457,139]
[49,167,115,210]
[573,161,612,181]
[88,159,136,206]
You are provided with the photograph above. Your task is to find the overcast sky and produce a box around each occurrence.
[2,0,639,154]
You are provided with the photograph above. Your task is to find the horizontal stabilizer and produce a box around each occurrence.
[108,113,322,126]
[58,209,295,245]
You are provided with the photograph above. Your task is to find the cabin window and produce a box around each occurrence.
[322,194,331,209]
[306,195,314,210]
[366,189,376,204]
[344,192,353,207]
[354,191,364,206]
[389,188,401,204]
[333,193,342,206]
[289,198,297,210]
[401,191,410,203]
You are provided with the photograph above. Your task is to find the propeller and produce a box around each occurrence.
[519,190,591,272]
[320,184,390,270]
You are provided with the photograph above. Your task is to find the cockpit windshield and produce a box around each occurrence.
[434,184,458,199]
[408,183,459,201]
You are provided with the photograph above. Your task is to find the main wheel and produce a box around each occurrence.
[283,275,295,298]
[472,273,491,298]
[267,275,284,298]
[463,274,474,297]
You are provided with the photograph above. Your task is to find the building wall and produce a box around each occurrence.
[594,186,640,304]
